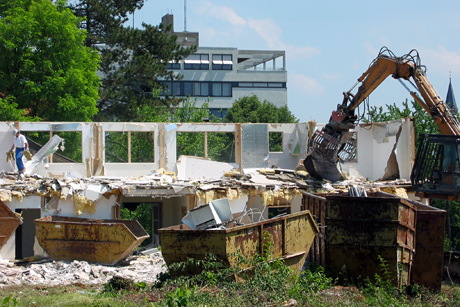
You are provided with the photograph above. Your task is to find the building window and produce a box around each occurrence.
[210,108,227,119]
[212,83,232,97]
[166,61,180,70]
[238,82,284,88]
[184,82,193,96]
[161,81,181,96]
[200,83,209,96]
[160,81,232,97]
[212,54,233,70]
[184,54,209,70]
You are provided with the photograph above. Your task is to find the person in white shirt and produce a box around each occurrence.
[10,129,28,176]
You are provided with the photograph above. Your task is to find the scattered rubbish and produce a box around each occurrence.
[181,198,233,230]
[348,185,367,197]
[0,253,165,287]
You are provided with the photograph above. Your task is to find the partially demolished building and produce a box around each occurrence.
[0,118,418,261]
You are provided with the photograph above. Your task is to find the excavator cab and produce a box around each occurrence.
[411,134,460,201]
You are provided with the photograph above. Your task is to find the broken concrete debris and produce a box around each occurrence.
[0,252,166,287]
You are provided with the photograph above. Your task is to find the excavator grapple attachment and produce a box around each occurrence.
[304,126,357,182]
[304,152,343,182]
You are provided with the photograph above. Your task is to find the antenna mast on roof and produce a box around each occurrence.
[184,0,187,31]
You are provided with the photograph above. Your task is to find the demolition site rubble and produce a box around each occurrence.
[0,251,166,288]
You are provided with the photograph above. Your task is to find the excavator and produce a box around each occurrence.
[304,46,460,201]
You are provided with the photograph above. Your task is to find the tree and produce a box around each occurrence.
[366,99,440,146]
[0,0,100,121]
[225,95,298,152]
[104,99,232,163]
[68,0,144,47]
[95,24,194,121]
[0,97,40,122]
[69,0,195,122]
[225,95,298,124]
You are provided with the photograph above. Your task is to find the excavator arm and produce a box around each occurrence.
[305,47,460,182]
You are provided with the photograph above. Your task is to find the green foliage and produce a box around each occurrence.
[431,200,460,251]
[225,95,298,124]
[361,255,406,306]
[366,99,440,147]
[299,266,334,292]
[164,286,195,307]
[103,276,139,295]
[366,100,412,123]
[95,23,195,122]
[0,0,100,121]
[0,98,40,122]
[105,131,154,163]
[70,0,195,122]
[225,95,297,154]
[1,257,459,306]
[68,0,144,48]
[120,203,152,246]
[1,294,18,307]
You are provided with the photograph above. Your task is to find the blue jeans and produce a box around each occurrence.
[15,148,25,173]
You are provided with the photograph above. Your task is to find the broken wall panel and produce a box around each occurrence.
[340,118,414,181]
[268,123,309,169]
[241,124,270,169]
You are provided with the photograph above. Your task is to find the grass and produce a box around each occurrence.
[1,252,460,306]
[1,271,460,306]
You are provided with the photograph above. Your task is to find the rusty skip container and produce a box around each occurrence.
[409,200,446,291]
[158,210,319,275]
[0,200,23,251]
[325,193,416,287]
[35,216,149,265]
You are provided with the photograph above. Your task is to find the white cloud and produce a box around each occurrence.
[290,72,325,96]
[198,2,246,26]
[246,18,282,48]
[197,2,319,59]
[419,46,460,76]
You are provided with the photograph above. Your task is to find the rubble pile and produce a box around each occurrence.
[0,252,166,288]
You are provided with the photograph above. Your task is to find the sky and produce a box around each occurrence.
[128,0,460,123]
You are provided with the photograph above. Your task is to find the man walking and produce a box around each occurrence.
[10,129,28,179]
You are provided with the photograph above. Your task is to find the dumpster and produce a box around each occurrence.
[35,216,149,265]
[325,193,416,287]
[159,210,319,276]
[0,200,23,251]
